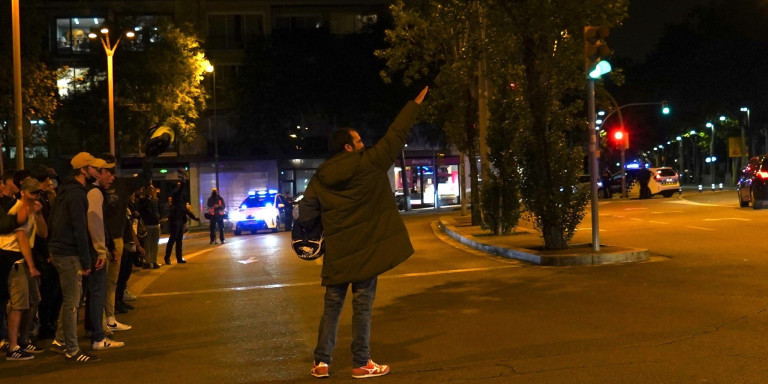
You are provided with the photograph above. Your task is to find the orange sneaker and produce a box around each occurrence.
[351,359,389,379]
[310,361,329,378]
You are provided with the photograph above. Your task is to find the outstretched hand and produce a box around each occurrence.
[414,86,429,105]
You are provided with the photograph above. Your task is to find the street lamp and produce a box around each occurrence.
[740,107,751,165]
[706,122,715,186]
[89,28,134,155]
[205,64,219,190]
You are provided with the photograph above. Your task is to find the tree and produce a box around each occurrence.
[377,0,485,224]
[0,1,59,165]
[56,20,210,156]
[483,0,627,249]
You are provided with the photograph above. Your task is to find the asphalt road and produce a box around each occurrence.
[3,190,768,383]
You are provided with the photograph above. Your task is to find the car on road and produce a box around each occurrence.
[737,154,768,209]
[230,190,293,235]
[610,166,679,198]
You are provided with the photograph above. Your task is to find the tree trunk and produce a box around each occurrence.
[542,223,567,250]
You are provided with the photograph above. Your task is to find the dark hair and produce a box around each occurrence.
[2,169,16,183]
[29,164,51,182]
[331,127,356,154]
[13,170,30,189]
[98,153,117,165]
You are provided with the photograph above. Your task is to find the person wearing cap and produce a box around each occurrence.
[82,157,126,350]
[1,177,48,360]
[47,152,104,363]
[206,187,226,244]
[95,153,149,328]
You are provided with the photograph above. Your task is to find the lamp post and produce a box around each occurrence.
[89,28,134,156]
[205,64,219,190]
[677,136,684,183]
[740,107,750,165]
[11,0,23,169]
[706,122,715,186]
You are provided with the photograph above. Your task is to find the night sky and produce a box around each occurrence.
[611,0,713,63]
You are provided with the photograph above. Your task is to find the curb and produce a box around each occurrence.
[438,217,649,266]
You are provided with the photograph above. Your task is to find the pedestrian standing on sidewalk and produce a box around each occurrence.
[164,175,200,265]
[48,152,104,363]
[298,86,428,379]
[207,187,225,244]
[29,165,60,341]
[95,153,149,333]
[83,159,126,349]
[2,177,47,360]
[138,185,161,268]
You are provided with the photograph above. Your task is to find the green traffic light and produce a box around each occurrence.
[662,106,670,115]
[588,60,612,79]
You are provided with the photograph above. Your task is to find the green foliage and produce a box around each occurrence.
[377,0,484,223]
[114,21,209,153]
[0,3,59,161]
[480,168,521,236]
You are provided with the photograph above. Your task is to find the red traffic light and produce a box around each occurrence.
[612,129,629,149]
[613,131,624,141]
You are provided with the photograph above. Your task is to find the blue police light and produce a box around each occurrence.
[625,163,641,169]
[248,191,256,196]
[268,189,278,194]
[588,61,612,79]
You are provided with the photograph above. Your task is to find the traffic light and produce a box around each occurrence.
[661,100,670,115]
[584,26,611,77]
[612,129,628,150]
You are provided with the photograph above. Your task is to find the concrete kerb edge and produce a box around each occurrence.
[437,217,649,266]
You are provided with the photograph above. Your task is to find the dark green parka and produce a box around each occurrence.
[299,101,419,286]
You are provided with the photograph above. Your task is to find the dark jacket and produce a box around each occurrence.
[299,101,419,286]
[137,196,160,226]
[168,181,198,223]
[207,195,225,218]
[103,171,150,240]
[48,177,92,269]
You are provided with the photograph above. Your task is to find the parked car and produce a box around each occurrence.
[577,175,603,195]
[737,154,768,209]
[610,166,679,198]
[230,190,293,235]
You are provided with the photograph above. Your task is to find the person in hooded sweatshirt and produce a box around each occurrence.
[299,86,428,379]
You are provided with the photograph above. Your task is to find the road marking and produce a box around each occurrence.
[703,218,750,222]
[665,200,718,207]
[575,227,606,232]
[687,226,715,231]
[630,218,643,221]
[238,257,259,264]
[624,208,648,211]
[134,265,521,298]
[652,211,682,214]
[129,246,219,295]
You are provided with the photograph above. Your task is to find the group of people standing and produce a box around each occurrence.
[0,151,199,363]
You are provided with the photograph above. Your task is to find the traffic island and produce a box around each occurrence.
[438,216,649,266]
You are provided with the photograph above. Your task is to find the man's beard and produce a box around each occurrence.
[86,174,97,184]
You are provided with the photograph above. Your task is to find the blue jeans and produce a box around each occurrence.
[52,255,83,355]
[314,277,377,367]
[84,264,107,342]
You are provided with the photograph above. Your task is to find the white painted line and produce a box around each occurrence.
[135,265,521,298]
[624,208,648,211]
[652,211,683,214]
[237,257,259,264]
[575,228,606,232]
[665,200,718,206]
[703,218,750,221]
[630,218,643,221]
[687,226,715,231]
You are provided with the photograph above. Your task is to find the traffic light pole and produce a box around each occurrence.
[588,79,600,252]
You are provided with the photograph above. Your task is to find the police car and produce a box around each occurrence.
[230,190,292,235]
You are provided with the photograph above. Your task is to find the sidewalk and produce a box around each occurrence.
[438,215,649,266]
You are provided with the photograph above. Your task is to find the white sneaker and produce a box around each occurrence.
[106,320,132,331]
[92,337,125,350]
[124,290,137,301]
